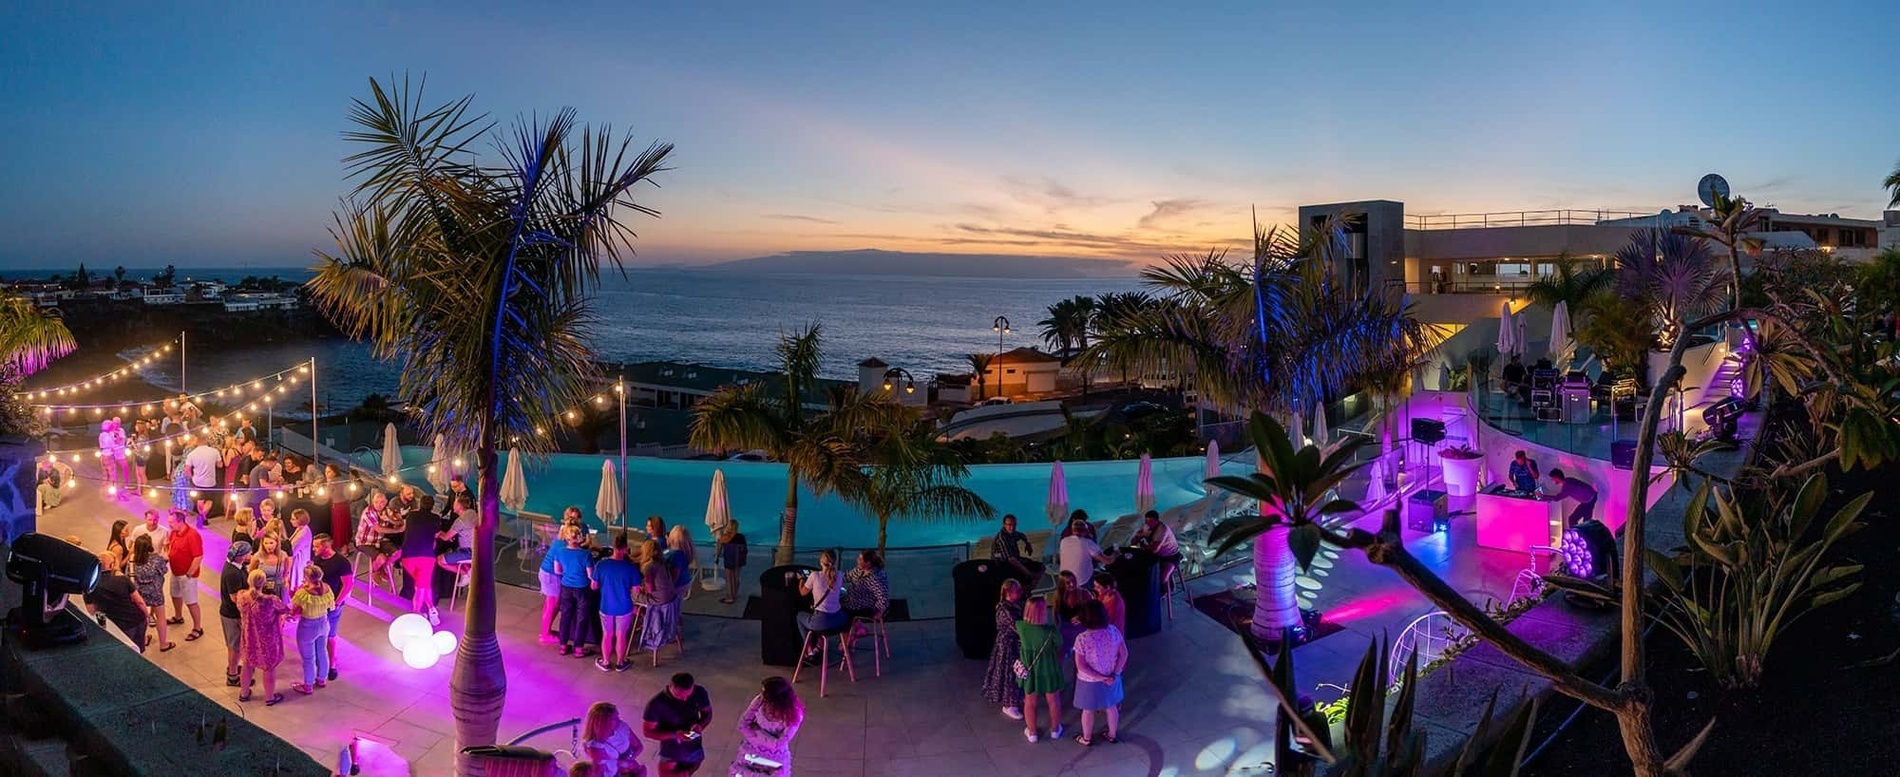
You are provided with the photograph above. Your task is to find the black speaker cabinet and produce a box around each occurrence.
[1411,418,1446,444]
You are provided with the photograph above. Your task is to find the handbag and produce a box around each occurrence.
[1013,629,1051,681]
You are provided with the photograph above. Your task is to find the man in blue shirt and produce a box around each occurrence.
[590,533,642,672]
[1546,468,1598,528]
[1508,450,1540,493]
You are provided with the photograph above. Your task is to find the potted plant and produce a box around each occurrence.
[1438,443,1483,497]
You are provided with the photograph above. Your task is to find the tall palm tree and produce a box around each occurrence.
[849,413,994,552]
[1207,413,1367,641]
[1524,252,1610,311]
[690,325,887,563]
[965,352,993,401]
[1674,192,1764,310]
[1036,295,1096,358]
[1884,164,1900,209]
[305,76,672,775]
[1614,228,1729,350]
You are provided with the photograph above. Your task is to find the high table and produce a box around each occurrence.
[758,564,816,667]
[1104,548,1163,639]
[1474,485,1564,553]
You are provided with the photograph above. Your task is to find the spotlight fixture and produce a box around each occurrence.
[6,533,101,647]
[1560,519,1619,584]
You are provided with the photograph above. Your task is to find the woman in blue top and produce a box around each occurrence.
[552,525,596,657]
[590,532,644,672]
[537,524,571,645]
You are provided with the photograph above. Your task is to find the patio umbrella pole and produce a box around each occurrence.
[618,378,627,532]
[309,358,318,471]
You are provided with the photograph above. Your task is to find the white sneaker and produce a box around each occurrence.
[1049,724,1065,740]
[427,608,441,627]
[1003,706,1024,720]
[1023,729,1039,743]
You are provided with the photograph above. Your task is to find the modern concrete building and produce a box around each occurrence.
[988,347,1061,397]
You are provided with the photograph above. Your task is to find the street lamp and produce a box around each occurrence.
[991,315,1011,354]
[881,367,917,395]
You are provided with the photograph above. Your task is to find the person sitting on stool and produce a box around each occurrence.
[1545,468,1598,528]
[1500,355,1527,403]
[1128,510,1181,582]
[1508,450,1540,493]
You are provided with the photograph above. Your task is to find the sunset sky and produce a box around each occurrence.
[2,1,1895,270]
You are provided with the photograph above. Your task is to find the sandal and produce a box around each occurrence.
[1105,735,1120,744]
[159,642,177,652]
[185,628,204,641]
[238,690,252,702]
[166,617,185,625]
[225,673,240,687]
[293,684,314,695]
[1074,734,1094,746]
[264,693,286,706]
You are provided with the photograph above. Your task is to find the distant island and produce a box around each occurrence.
[703,249,1137,279]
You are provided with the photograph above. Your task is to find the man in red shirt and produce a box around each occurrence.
[166,509,206,641]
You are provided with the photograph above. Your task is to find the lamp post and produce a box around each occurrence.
[881,367,917,399]
[991,315,1011,354]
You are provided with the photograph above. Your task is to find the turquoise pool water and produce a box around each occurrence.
[370,446,1241,548]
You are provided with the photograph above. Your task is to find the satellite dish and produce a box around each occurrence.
[1697,174,1730,207]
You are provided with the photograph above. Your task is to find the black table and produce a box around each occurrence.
[758,564,815,667]
[1105,548,1163,639]
[952,559,1020,659]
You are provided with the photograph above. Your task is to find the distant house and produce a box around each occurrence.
[935,373,972,404]
[989,347,1061,397]
[221,293,298,312]
[142,291,185,305]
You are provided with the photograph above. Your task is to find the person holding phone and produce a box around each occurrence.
[643,672,712,776]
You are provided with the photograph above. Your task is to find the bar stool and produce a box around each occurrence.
[848,609,891,676]
[1160,555,1188,621]
[350,550,379,606]
[447,560,474,613]
[792,621,856,697]
[635,600,686,667]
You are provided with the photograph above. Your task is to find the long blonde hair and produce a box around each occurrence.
[581,701,618,743]
[666,525,693,566]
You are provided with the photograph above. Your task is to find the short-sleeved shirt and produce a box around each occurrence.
[1135,522,1178,557]
[167,525,202,576]
[443,510,475,551]
[592,556,641,617]
[991,530,1032,561]
[128,523,170,556]
[313,553,353,596]
[185,445,222,488]
[85,574,146,632]
[1058,535,1102,587]
[643,686,711,764]
[249,462,275,492]
[401,510,439,558]
[552,545,593,588]
[664,549,692,589]
[219,564,248,619]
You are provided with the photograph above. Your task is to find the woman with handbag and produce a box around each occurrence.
[1015,595,1066,743]
[981,578,1026,720]
[1071,599,1127,745]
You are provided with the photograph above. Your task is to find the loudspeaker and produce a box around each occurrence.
[1611,440,1637,470]
[1411,418,1446,444]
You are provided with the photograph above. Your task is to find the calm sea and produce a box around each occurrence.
[93,269,1145,414]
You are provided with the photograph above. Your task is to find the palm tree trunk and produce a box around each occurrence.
[451,444,508,776]
[877,517,889,555]
[776,469,799,566]
[1251,524,1300,641]
[1728,245,1743,311]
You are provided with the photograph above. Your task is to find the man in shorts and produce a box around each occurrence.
[219,541,253,685]
[643,672,712,775]
[166,510,205,641]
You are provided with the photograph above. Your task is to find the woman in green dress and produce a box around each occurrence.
[1015,595,1067,743]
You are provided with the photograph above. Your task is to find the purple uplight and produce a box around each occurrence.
[1560,528,1595,577]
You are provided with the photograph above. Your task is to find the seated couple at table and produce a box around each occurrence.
[796,549,890,659]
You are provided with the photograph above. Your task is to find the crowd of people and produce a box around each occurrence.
[535,511,705,670]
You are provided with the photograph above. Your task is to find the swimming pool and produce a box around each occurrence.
[370,446,1243,548]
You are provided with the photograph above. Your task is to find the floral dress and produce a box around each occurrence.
[730,694,802,776]
[132,555,167,608]
[981,599,1024,708]
[237,589,289,668]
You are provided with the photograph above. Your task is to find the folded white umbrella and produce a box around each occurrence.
[704,469,732,535]
[427,434,451,492]
[1291,411,1305,449]
[1365,459,1388,505]
[1549,301,1572,363]
[1204,439,1221,482]
[1312,403,1329,448]
[1134,454,1155,515]
[596,459,623,526]
[500,447,528,513]
[380,423,402,481]
[1045,460,1070,528]
[1496,303,1517,356]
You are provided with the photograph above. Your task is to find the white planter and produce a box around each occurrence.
[1441,455,1481,497]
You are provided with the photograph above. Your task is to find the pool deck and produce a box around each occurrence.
[37,450,1545,776]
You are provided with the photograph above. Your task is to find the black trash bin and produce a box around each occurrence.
[758,564,814,667]
[952,558,1016,660]
[1106,549,1163,639]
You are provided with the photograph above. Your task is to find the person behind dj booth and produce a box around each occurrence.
[1508,449,1540,493]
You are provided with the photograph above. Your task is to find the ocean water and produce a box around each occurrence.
[114,269,1145,413]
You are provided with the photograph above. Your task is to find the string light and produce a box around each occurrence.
[30,360,310,412]
[14,335,183,400]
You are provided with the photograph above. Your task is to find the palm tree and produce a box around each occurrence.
[1614,228,1730,350]
[1036,295,1096,358]
[305,76,672,775]
[1884,163,1900,208]
[690,325,886,564]
[1674,192,1764,310]
[850,413,994,552]
[0,295,76,376]
[965,353,993,401]
[1206,413,1367,641]
[1524,252,1609,311]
